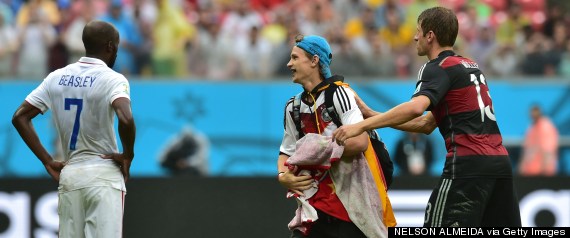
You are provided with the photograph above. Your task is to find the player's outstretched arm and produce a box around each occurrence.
[392,112,437,134]
[12,101,65,181]
[353,91,436,134]
[334,96,431,145]
[340,132,369,157]
[103,97,136,182]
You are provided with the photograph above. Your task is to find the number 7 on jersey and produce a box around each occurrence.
[64,98,83,150]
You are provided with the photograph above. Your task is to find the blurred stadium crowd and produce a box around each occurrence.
[0,0,569,80]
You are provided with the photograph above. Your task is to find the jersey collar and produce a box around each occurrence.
[306,75,345,94]
[438,50,456,58]
[78,57,107,66]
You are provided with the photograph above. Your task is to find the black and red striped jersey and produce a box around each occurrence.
[413,50,512,178]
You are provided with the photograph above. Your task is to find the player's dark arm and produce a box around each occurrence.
[114,97,136,159]
[102,97,136,181]
[12,101,64,181]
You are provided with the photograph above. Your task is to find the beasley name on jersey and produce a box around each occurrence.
[58,75,97,88]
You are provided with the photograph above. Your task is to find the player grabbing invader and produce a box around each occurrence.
[333,7,521,227]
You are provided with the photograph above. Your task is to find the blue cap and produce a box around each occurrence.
[295,35,333,78]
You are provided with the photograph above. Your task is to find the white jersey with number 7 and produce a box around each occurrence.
[25,57,129,175]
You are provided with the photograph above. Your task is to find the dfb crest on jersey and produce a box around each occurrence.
[321,109,333,122]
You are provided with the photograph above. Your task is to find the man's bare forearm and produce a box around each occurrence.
[12,102,53,164]
[392,112,437,134]
[359,100,425,132]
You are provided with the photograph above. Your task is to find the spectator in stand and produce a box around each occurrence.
[259,10,289,78]
[353,25,394,76]
[329,33,363,76]
[297,1,334,36]
[520,32,552,76]
[47,0,73,73]
[219,0,264,45]
[0,0,17,77]
[130,0,155,76]
[542,4,564,39]
[519,105,559,176]
[273,17,302,78]
[374,0,404,30]
[16,0,60,27]
[333,0,365,24]
[496,4,529,48]
[188,4,238,80]
[544,21,568,76]
[100,0,144,75]
[403,0,437,28]
[0,10,16,76]
[468,25,495,73]
[15,1,56,79]
[457,5,481,43]
[344,6,376,41]
[186,2,214,78]
[234,25,274,79]
[0,0,562,80]
[558,39,570,77]
[0,0,14,25]
[152,0,194,76]
[379,6,414,77]
[260,9,288,46]
[64,0,95,63]
[487,44,519,77]
[70,0,109,19]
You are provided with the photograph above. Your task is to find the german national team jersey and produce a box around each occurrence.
[413,50,512,178]
[280,80,364,222]
[26,57,130,192]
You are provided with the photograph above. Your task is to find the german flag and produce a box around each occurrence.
[363,137,397,227]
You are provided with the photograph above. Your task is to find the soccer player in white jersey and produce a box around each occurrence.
[12,20,136,237]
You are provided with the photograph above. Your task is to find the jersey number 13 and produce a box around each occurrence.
[470,74,496,122]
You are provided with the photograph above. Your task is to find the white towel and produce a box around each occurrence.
[284,133,344,235]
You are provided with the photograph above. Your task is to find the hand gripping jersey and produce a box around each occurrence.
[413,50,511,178]
[25,57,130,192]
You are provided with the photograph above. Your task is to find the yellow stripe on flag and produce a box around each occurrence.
[364,138,397,227]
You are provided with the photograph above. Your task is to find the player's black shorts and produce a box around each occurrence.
[423,177,521,227]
